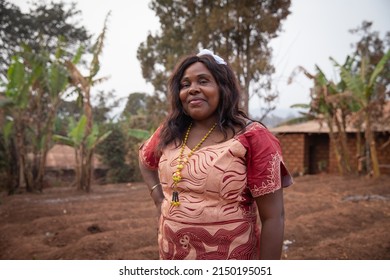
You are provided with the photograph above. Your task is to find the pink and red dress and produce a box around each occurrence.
[139,122,293,259]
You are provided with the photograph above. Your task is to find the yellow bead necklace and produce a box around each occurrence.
[171,122,217,206]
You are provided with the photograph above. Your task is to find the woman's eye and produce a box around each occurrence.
[181,83,189,89]
[199,79,208,85]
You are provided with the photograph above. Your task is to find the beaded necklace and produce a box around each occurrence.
[171,122,217,206]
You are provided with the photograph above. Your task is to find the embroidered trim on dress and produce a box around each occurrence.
[251,152,282,197]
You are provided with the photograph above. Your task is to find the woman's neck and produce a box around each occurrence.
[191,118,218,131]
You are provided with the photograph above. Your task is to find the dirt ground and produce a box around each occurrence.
[0,174,389,260]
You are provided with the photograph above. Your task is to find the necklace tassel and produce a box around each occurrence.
[171,190,180,207]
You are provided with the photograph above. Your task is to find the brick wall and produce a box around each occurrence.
[277,132,390,176]
[276,133,307,176]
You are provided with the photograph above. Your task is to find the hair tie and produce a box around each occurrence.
[197,49,227,65]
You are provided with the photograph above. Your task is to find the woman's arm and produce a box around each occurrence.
[138,161,164,217]
[255,188,285,260]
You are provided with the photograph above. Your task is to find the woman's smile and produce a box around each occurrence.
[188,97,206,106]
[179,62,220,122]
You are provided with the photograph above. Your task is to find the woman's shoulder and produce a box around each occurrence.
[138,126,163,170]
[237,120,268,136]
[236,120,280,149]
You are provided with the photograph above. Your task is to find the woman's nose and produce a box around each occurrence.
[188,84,200,95]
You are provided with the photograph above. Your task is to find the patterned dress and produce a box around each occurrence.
[139,122,293,260]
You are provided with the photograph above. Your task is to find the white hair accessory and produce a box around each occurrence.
[197,49,227,65]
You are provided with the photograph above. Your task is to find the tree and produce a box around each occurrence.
[288,22,390,177]
[122,92,148,116]
[0,0,90,80]
[331,21,390,178]
[289,61,355,175]
[92,90,120,124]
[137,0,291,116]
[1,44,71,193]
[64,12,110,192]
[121,92,163,130]
[95,123,130,183]
[53,115,111,188]
[348,21,390,128]
[0,55,32,193]
[54,99,83,136]
[115,91,164,182]
[331,49,390,178]
[0,1,116,193]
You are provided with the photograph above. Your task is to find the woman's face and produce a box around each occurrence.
[179,62,220,122]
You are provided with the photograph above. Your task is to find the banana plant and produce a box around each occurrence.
[1,37,81,192]
[33,46,71,191]
[1,54,43,192]
[53,115,111,191]
[289,62,354,175]
[64,12,110,191]
[331,49,390,177]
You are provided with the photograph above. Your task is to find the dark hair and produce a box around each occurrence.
[158,52,249,151]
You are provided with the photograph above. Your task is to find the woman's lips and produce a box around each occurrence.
[189,98,205,106]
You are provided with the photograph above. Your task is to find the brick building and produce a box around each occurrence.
[270,120,390,176]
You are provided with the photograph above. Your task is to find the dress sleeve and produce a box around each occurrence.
[238,122,293,197]
[138,126,162,170]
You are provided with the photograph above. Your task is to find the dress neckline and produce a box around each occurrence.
[184,136,236,152]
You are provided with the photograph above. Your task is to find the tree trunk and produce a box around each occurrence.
[334,114,353,174]
[15,120,32,191]
[6,140,19,194]
[85,150,94,193]
[356,129,364,174]
[36,103,59,191]
[75,148,81,190]
[83,84,93,192]
[365,115,380,177]
[36,144,49,192]
[327,119,345,175]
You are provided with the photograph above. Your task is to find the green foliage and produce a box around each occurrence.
[95,123,131,183]
[92,90,119,123]
[0,1,119,192]
[331,49,390,109]
[128,129,151,141]
[54,100,82,135]
[0,0,90,77]
[121,92,163,131]
[61,11,110,192]
[71,115,87,146]
[369,49,390,87]
[1,43,76,192]
[122,92,148,116]
[137,0,291,114]
[330,49,390,178]
[53,115,112,150]
[288,21,390,177]
[115,92,163,182]
[47,61,69,97]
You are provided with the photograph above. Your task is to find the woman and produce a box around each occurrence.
[139,49,293,260]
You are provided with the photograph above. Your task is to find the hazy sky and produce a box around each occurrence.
[11,0,390,117]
